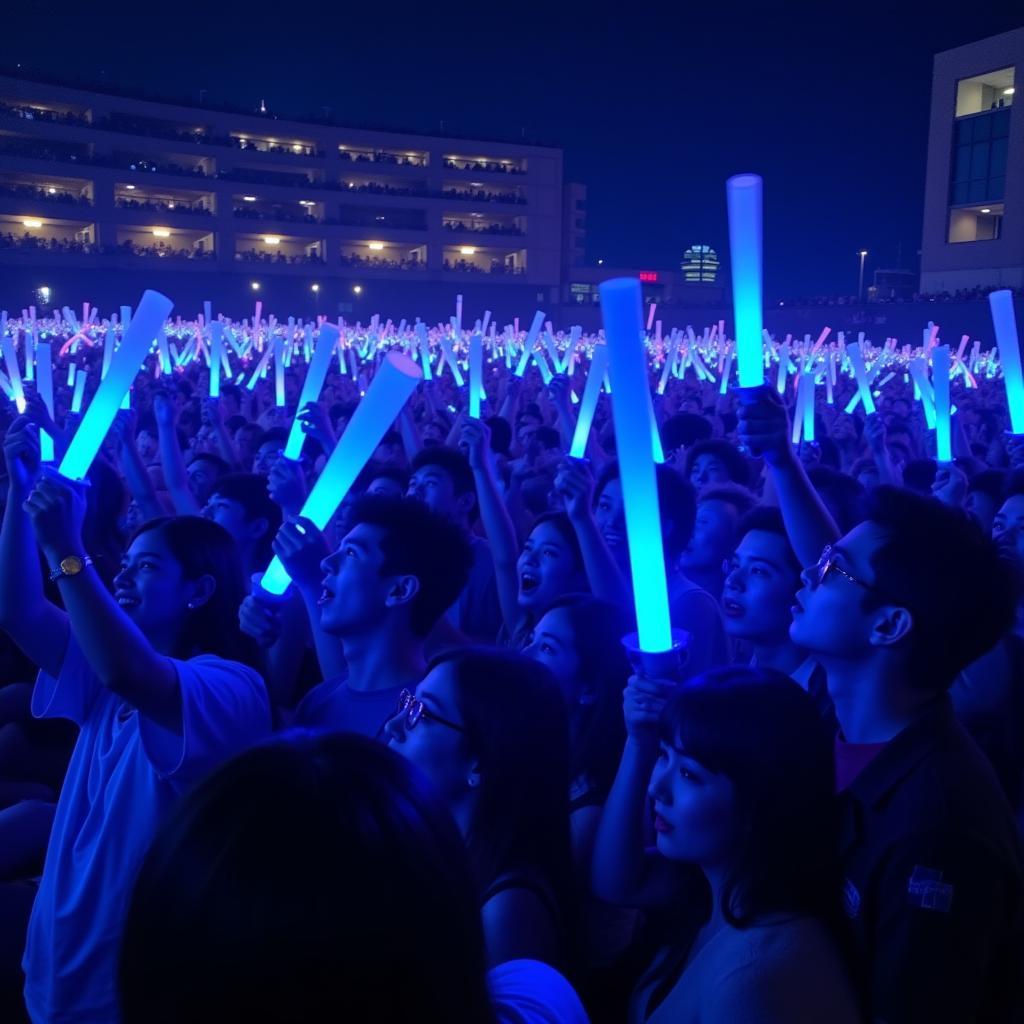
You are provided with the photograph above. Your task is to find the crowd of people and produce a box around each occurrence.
[0,234,96,256]
[443,158,526,175]
[234,248,324,266]
[116,198,212,217]
[0,319,1021,1023]
[337,252,423,271]
[0,183,90,207]
[445,219,525,236]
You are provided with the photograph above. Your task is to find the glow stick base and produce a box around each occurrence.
[250,571,293,603]
[621,629,690,680]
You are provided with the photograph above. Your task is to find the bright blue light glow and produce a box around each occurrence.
[802,375,815,442]
[35,341,54,462]
[274,336,285,406]
[846,342,876,416]
[260,352,422,595]
[990,290,1024,434]
[469,332,483,419]
[416,323,433,381]
[599,278,673,654]
[284,324,339,460]
[569,344,609,458]
[71,369,86,413]
[60,290,173,480]
[209,322,223,397]
[1,335,25,413]
[726,174,765,388]
[437,333,464,387]
[933,345,952,463]
[514,310,546,378]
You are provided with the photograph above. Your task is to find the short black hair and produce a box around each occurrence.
[348,496,474,638]
[485,416,512,456]
[699,483,757,519]
[190,453,231,476]
[736,505,801,576]
[535,425,561,450]
[807,466,865,534]
[257,428,289,448]
[862,486,1017,692]
[683,440,751,488]
[901,459,937,494]
[411,445,475,496]
[661,412,712,452]
[210,472,282,555]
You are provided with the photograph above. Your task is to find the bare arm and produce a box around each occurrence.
[153,393,201,515]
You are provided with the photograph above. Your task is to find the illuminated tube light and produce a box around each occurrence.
[599,278,673,654]
[569,344,609,458]
[22,219,42,229]
[258,352,422,595]
[933,345,952,463]
[273,335,285,406]
[60,290,173,480]
[35,341,54,462]
[283,324,340,459]
[514,310,546,377]
[209,322,223,397]
[438,327,464,387]
[1,334,25,413]
[416,323,433,382]
[71,369,87,414]
[469,332,483,419]
[726,174,765,388]
[846,341,876,416]
[802,373,816,442]
[989,290,1024,434]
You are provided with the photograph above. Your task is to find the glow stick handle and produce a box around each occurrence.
[35,342,55,462]
[933,345,952,463]
[569,345,609,459]
[599,278,673,654]
[726,174,764,387]
[284,324,340,461]
[989,290,1024,435]
[469,332,483,419]
[60,290,173,480]
[847,342,876,416]
[259,353,422,595]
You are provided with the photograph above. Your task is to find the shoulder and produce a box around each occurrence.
[489,959,589,1024]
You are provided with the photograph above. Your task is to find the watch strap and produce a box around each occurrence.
[48,555,93,583]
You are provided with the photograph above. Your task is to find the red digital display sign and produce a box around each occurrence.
[639,271,659,283]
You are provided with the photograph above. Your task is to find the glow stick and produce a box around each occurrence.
[35,342,54,462]
[284,324,340,460]
[657,334,680,395]
[910,359,936,428]
[437,332,464,387]
[455,294,463,335]
[648,391,665,464]
[776,341,789,394]
[989,290,1024,434]
[791,374,808,446]
[599,278,672,654]
[481,310,491,337]
[569,344,609,459]
[416,323,433,381]
[60,291,173,480]
[1,334,25,413]
[67,362,76,387]
[469,332,483,419]
[846,342,876,416]
[258,352,422,595]
[802,373,815,442]
[719,352,734,395]
[533,348,554,385]
[646,302,657,332]
[933,345,952,463]
[71,370,86,413]
[24,326,34,383]
[566,326,582,375]
[101,321,116,380]
[209,322,224,397]
[514,310,546,377]
[726,174,764,388]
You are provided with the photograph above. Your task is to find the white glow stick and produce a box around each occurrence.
[569,344,609,459]
[933,345,952,463]
[71,369,86,413]
[1,334,25,413]
[35,342,54,462]
[209,322,224,397]
[846,342,876,416]
[284,324,340,460]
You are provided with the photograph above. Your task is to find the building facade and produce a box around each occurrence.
[920,28,1023,293]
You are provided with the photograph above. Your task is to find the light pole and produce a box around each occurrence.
[858,250,868,303]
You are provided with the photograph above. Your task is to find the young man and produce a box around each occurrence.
[203,472,282,581]
[407,446,502,642]
[680,483,756,600]
[789,485,1023,1022]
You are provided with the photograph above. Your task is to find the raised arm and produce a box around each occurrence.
[863,414,902,487]
[111,410,164,522]
[153,392,201,515]
[202,396,243,471]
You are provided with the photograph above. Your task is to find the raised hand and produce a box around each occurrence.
[271,517,331,591]
[735,385,793,467]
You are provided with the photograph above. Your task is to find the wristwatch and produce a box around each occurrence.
[48,555,93,583]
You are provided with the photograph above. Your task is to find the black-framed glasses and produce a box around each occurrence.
[814,545,877,592]
[391,689,466,734]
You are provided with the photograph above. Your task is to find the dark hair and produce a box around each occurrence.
[541,595,630,795]
[366,463,411,492]
[411,445,475,496]
[517,403,542,426]
[257,427,288,448]
[901,458,938,494]
[485,415,512,456]
[536,425,561,450]
[660,667,840,928]
[860,486,1017,692]
[120,733,496,1024]
[967,468,1007,503]
[209,473,283,565]
[428,649,572,925]
[224,414,247,434]
[529,511,584,572]
[735,505,802,576]
[683,440,751,488]
[127,516,256,666]
[348,496,473,637]
[190,452,231,477]
[661,412,712,452]
[596,461,697,560]
[806,466,865,534]
[699,483,757,519]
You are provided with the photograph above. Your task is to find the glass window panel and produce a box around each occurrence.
[970,143,989,180]
[992,108,1011,139]
[973,114,992,140]
[968,179,987,202]
[988,177,1005,200]
[952,181,969,204]
[955,118,973,144]
[990,138,1008,176]
[954,145,972,181]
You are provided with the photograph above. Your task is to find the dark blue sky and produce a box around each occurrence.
[6,2,1022,297]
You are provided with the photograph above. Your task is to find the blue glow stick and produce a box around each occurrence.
[416,323,433,381]
[283,324,340,460]
[846,341,876,416]
[259,352,422,595]
[514,310,546,377]
[209,322,223,397]
[569,344,609,458]
[59,290,173,481]
[469,332,483,419]
[933,345,952,463]
[66,361,76,387]
[910,358,936,429]
[599,278,673,654]
[648,391,665,464]
[71,369,86,413]
[726,174,764,388]
[989,290,1024,434]
[24,327,34,384]
[274,335,285,406]
[35,341,54,462]
[1,334,25,413]
[802,374,815,442]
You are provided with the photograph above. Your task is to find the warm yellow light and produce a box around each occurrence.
[242,195,256,202]
[263,236,281,245]
[152,228,170,237]
[292,144,302,153]
[22,219,43,229]
[125,183,136,190]
[353,285,362,295]
[460,246,476,255]
[368,242,385,251]
[1005,87,1015,95]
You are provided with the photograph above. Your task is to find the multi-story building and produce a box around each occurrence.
[0,72,565,317]
[920,28,1023,293]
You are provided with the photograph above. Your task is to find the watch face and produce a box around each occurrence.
[60,556,84,576]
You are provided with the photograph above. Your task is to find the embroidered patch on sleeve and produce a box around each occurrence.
[907,866,954,912]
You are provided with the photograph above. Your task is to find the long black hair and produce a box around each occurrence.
[659,666,841,929]
[127,516,256,666]
[120,732,497,1024]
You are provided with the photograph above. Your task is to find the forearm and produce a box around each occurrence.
[472,462,521,632]
[212,418,242,471]
[118,443,164,521]
[770,456,840,569]
[157,424,200,515]
[572,513,629,606]
[398,408,421,463]
[871,447,902,487]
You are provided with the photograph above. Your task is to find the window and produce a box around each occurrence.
[955,67,1014,118]
[950,108,1010,205]
[948,203,1003,244]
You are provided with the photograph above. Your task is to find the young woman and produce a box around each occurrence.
[592,667,859,1024]
[385,648,574,970]
[0,415,271,1024]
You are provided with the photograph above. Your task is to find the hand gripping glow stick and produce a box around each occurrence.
[35,341,55,462]
[514,310,546,377]
[989,290,1024,435]
[284,324,340,460]
[599,278,673,654]
[60,290,173,481]
[258,352,422,595]
[209,322,224,397]
[469,332,483,419]
[1,334,25,413]
[569,344,610,459]
[932,345,952,463]
[846,341,876,416]
[726,174,764,388]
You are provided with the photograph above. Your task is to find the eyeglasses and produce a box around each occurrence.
[814,545,877,592]
[390,689,465,734]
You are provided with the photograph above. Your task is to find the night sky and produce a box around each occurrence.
[5,2,1022,298]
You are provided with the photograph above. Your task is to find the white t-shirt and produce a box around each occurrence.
[23,635,271,1024]
[489,959,591,1024]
